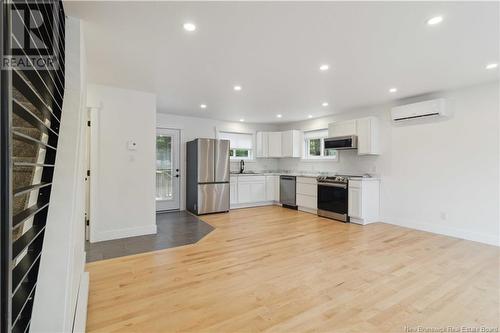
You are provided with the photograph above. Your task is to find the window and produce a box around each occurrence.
[218,131,254,160]
[303,129,338,160]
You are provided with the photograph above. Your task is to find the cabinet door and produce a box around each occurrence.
[348,187,362,218]
[238,182,252,203]
[296,194,317,210]
[356,118,371,155]
[266,176,277,201]
[268,132,282,157]
[230,182,238,204]
[356,117,379,155]
[281,131,292,157]
[328,120,357,137]
[251,182,266,202]
[256,132,269,158]
[274,176,280,201]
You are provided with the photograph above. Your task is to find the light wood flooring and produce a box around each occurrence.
[86,206,500,332]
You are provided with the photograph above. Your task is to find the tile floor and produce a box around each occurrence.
[85,210,214,262]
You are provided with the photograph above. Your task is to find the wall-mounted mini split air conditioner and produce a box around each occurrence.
[391,98,447,122]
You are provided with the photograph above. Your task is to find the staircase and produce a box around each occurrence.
[1,1,66,332]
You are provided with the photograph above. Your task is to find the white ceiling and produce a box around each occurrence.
[65,1,499,123]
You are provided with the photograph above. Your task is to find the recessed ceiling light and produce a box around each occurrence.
[233,85,242,91]
[239,118,245,122]
[485,63,498,70]
[200,104,207,109]
[427,16,443,26]
[319,64,329,71]
[276,114,282,118]
[308,115,313,119]
[322,102,329,107]
[389,87,398,93]
[183,22,196,32]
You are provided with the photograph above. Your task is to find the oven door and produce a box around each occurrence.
[317,182,348,222]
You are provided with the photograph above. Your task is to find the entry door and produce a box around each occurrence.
[156,128,180,211]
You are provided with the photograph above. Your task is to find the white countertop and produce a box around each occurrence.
[230,172,380,180]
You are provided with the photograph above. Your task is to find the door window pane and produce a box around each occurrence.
[156,135,172,200]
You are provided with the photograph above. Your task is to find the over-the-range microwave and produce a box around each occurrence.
[324,135,358,150]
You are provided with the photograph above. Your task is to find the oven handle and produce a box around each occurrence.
[318,182,347,189]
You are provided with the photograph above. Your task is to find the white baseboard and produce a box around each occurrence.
[383,218,499,247]
[91,224,157,242]
[73,272,89,333]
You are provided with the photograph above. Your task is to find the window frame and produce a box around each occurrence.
[216,129,255,161]
[303,129,339,161]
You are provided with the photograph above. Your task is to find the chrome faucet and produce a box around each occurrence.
[239,159,245,174]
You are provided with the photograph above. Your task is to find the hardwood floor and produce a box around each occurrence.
[86,206,500,333]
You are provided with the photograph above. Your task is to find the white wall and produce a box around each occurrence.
[87,84,157,242]
[32,17,88,333]
[156,113,279,210]
[278,82,500,246]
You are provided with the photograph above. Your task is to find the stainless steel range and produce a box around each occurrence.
[317,176,349,222]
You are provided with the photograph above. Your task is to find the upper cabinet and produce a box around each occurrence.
[267,132,283,157]
[327,117,380,155]
[256,132,269,158]
[328,119,356,137]
[281,130,302,158]
[256,130,301,158]
[356,117,380,155]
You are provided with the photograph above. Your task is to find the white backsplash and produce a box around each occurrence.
[230,150,379,176]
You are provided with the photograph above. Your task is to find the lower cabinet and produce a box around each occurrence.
[348,179,380,225]
[230,176,238,205]
[231,175,279,208]
[296,177,317,213]
[237,176,266,204]
[266,176,279,201]
[347,187,362,218]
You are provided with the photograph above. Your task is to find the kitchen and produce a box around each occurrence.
[187,115,382,224]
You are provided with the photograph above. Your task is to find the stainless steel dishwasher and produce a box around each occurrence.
[280,175,297,209]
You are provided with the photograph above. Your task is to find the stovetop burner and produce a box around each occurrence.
[317,176,348,184]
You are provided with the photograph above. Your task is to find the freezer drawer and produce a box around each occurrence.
[197,183,230,214]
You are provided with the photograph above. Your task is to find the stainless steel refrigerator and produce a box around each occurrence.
[186,138,230,215]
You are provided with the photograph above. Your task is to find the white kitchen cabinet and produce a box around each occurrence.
[281,130,302,158]
[251,181,266,202]
[268,132,283,157]
[230,176,238,204]
[266,175,279,201]
[348,179,380,225]
[356,117,380,155]
[237,176,266,203]
[256,132,269,158]
[296,177,317,213]
[328,120,356,137]
[237,182,252,204]
[347,187,362,218]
